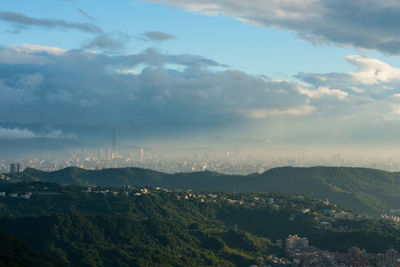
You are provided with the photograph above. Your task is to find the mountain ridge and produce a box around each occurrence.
[6,165,400,214]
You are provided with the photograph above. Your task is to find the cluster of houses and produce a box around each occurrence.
[256,234,400,267]
[0,174,11,181]
[82,186,379,237]
[381,214,400,227]
[0,191,32,199]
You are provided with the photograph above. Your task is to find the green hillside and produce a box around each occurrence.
[6,166,400,214]
[0,226,58,267]
[1,182,400,266]
[0,182,305,266]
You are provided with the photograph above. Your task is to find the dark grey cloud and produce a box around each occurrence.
[0,10,102,34]
[141,31,176,42]
[0,45,309,139]
[84,31,177,52]
[83,32,132,52]
[146,0,400,54]
[126,48,225,67]
[0,10,176,53]
[76,8,97,22]
[0,9,136,52]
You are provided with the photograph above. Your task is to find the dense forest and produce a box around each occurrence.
[0,181,400,266]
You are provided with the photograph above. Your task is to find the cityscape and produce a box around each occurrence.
[5,140,400,174]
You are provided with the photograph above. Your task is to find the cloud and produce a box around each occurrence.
[0,10,134,53]
[145,0,400,54]
[3,44,400,145]
[126,47,224,67]
[0,127,35,139]
[0,127,71,140]
[0,72,43,105]
[84,31,177,52]
[0,45,311,136]
[83,32,132,52]
[0,10,102,34]
[14,44,66,55]
[346,55,400,85]
[299,86,348,100]
[76,8,97,22]
[296,55,400,99]
[385,104,400,121]
[241,104,315,118]
[293,55,400,126]
[141,31,177,42]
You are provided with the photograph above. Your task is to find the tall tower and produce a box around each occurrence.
[16,162,23,173]
[112,128,117,153]
[10,163,16,173]
[139,148,144,162]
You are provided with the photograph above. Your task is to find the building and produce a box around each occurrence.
[332,211,354,220]
[349,246,361,259]
[376,253,385,266]
[112,128,118,153]
[139,148,144,162]
[10,163,16,173]
[16,162,23,173]
[386,249,398,267]
[285,235,309,253]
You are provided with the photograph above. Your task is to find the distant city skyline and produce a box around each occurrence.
[4,143,400,176]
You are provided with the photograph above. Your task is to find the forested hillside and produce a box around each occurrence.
[0,182,400,266]
[6,166,400,214]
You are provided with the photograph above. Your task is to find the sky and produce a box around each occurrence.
[2,0,400,155]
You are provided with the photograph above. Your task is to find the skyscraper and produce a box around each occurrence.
[10,163,16,173]
[139,148,144,162]
[112,128,117,153]
[16,162,23,173]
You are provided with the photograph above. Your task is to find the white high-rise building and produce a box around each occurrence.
[16,162,23,172]
[139,148,144,162]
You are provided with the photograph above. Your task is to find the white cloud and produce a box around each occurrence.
[384,104,400,121]
[16,44,66,55]
[242,104,315,119]
[0,127,36,139]
[0,44,65,64]
[347,55,400,85]
[117,69,140,75]
[299,86,348,100]
[44,129,75,139]
[0,127,73,140]
[297,55,400,100]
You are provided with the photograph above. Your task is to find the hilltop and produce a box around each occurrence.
[5,166,400,215]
